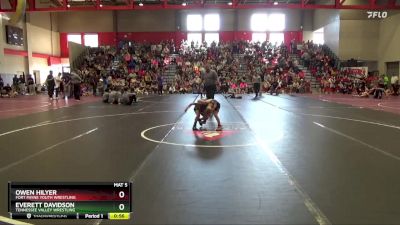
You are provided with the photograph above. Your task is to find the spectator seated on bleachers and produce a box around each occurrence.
[78,39,321,99]
[269,78,281,96]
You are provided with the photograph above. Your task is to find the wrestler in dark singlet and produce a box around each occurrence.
[185,99,222,131]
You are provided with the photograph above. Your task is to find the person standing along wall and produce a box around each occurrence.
[54,73,62,100]
[12,75,19,93]
[157,73,163,95]
[90,74,98,96]
[62,73,72,99]
[0,75,4,94]
[18,74,25,95]
[27,74,35,95]
[391,75,399,96]
[70,71,83,101]
[383,74,389,89]
[45,72,55,100]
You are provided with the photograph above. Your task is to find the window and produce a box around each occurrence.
[251,13,286,32]
[204,14,220,31]
[313,28,324,45]
[187,14,203,31]
[84,34,99,47]
[251,14,268,31]
[252,33,266,43]
[205,33,219,44]
[186,14,220,44]
[269,33,284,45]
[267,14,285,31]
[67,34,81,45]
[187,33,202,45]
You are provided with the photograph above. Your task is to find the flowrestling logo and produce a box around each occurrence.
[367,11,388,19]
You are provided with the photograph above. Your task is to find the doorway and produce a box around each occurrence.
[386,61,399,77]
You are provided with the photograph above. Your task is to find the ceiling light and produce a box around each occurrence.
[138,2,143,6]
[182,2,187,6]
[228,2,232,5]
[273,1,278,5]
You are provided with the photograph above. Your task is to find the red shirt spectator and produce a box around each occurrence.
[298,71,305,79]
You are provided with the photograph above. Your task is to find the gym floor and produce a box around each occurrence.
[0,94,399,225]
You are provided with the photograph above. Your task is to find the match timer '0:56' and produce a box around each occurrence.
[109,213,130,220]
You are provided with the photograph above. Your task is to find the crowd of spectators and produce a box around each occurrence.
[75,39,312,104]
[0,74,36,98]
[79,41,173,97]
[1,40,398,101]
[0,71,85,100]
[173,40,311,97]
[299,41,399,98]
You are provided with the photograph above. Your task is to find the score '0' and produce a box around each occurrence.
[119,191,125,198]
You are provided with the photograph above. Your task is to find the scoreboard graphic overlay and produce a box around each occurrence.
[8,182,132,220]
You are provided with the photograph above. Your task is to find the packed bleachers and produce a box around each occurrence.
[76,40,314,104]
[298,41,399,98]
[2,40,397,101]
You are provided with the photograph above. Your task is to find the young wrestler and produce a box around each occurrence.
[102,88,110,103]
[108,87,122,104]
[185,99,222,131]
[120,87,137,105]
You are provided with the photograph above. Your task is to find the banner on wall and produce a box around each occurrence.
[341,67,368,78]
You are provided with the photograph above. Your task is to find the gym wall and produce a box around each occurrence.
[378,13,400,75]
[0,12,62,83]
[313,9,340,56]
[0,14,28,77]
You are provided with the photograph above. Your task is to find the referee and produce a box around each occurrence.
[253,73,261,98]
[203,64,218,99]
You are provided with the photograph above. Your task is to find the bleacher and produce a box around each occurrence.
[74,41,318,94]
[164,61,177,86]
[290,53,318,89]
